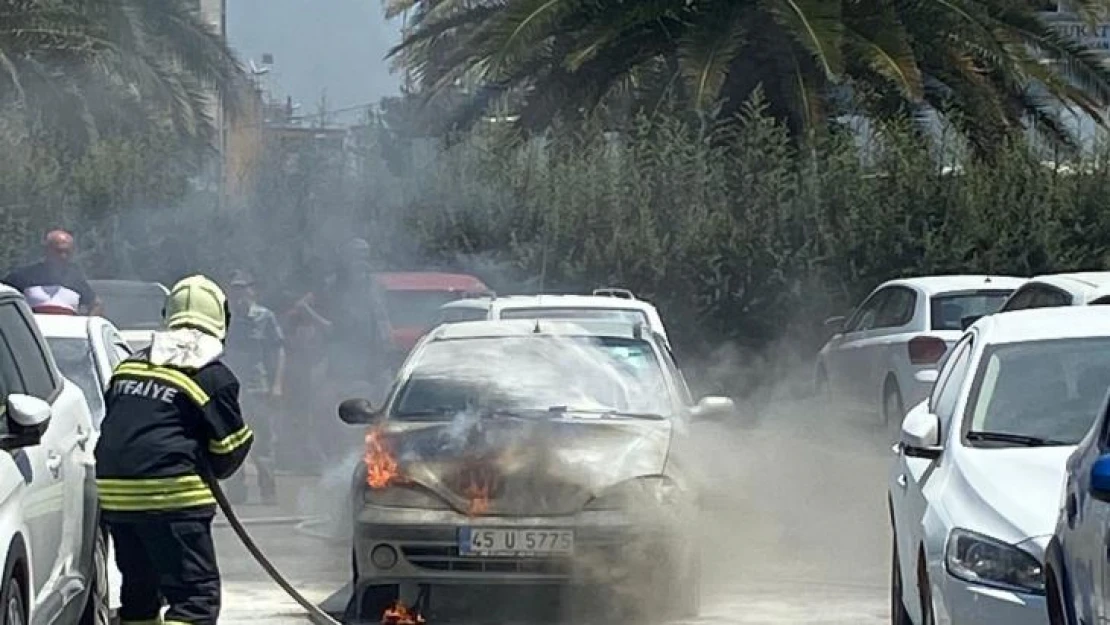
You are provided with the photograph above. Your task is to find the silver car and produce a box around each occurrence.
[335,319,734,622]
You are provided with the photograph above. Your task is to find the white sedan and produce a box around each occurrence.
[35,314,133,615]
[815,275,1026,428]
[889,306,1110,625]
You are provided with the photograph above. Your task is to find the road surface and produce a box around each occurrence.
[214,399,892,624]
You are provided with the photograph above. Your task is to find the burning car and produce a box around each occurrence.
[335,319,735,622]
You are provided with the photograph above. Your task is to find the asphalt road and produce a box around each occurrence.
[213,399,893,624]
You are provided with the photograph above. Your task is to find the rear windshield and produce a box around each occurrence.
[384,291,464,328]
[45,337,105,426]
[930,290,1014,331]
[94,284,166,330]
[438,306,489,324]
[499,307,650,326]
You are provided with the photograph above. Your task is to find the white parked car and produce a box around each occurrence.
[995,272,1110,312]
[815,275,1026,426]
[0,285,110,624]
[435,288,672,346]
[35,314,133,617]
[889,306,1110,625]
[87,279,168,352]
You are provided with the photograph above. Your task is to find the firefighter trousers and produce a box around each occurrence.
[108,516,221,625]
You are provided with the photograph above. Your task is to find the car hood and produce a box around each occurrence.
[947,445,1073,545]
[372,415,672,516]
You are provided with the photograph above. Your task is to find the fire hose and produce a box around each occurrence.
[205,476,343,625]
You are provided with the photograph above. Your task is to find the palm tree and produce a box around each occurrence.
[0,0,244,149]
[386,0,1110,153]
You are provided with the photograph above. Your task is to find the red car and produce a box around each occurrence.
[372,272,491,353]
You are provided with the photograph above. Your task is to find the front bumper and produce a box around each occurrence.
[352,504,675,587]
[934,572,1046,625]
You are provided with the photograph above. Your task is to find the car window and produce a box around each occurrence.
[46,337,105,423]
[929,335,973,413]
[963,337,1110,445]
[1030,286,1072,308]
[929,290,1014,331]
[0,302,57,400]
[932,338,974,424]
[874,287,917,329]
[0,326,18,414]
[999,287,1035,312]
[844,289,891,333]
[392,335,673,418]
[438,307,489,324]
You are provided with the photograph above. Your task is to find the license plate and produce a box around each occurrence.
[458,528,574,557]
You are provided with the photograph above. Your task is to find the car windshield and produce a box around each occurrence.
[384,291,463,329]
[45,337,105,426]
[930,290,1014,331]
[94,283,165,330]
[392,335,672,419]
[499,307,650,326]
[964,337,1110,446]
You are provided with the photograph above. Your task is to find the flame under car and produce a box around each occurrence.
[337,319,734,622]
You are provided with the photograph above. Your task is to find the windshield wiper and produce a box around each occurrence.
[545,406,665,420]
[966,431,1071,447]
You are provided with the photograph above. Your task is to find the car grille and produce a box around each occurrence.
[401,544,575,575]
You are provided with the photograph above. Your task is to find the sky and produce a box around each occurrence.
[225,0,403,118]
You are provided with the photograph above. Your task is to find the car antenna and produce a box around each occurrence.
[533,319,542,334]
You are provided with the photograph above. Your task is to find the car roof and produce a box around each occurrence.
[0,283,19,298]
[1026,271,1110,293]
[33,314,107,339]
[879,275,1027,296]
[975,306,1110,344]
[441,294,658,311]
[424,319,652,342]
[372,272,489,292]
[88,279,168,294]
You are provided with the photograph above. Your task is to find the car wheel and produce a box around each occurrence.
[890,538,911,625]
[1045,541,1077,625]
[80,528,112,625]
[1,570,26,625]
[883,378,904,438]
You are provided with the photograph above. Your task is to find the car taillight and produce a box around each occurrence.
[908,336,947,365]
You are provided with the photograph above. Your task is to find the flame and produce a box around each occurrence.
[365,427,400,489]
[459,461,496,516]
[380,600,426,625]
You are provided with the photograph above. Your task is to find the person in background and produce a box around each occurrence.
[280,262,332,473]
[222,270,286,505]
[322,238,392,396]
[3,229,103,315]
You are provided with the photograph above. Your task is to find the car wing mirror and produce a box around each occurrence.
[690,396,736,421]
[823,315,846,331]
[0,394,52,451]
[901,408,942,460]
[1090,454,1110,503]
[914,369,939,385]
[338,398,380,425]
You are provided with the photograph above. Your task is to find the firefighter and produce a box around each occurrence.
[95,274,254,625]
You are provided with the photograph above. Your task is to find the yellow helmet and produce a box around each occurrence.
[163,275,230,340]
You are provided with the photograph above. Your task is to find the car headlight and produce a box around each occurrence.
[945,528,1045,594]
[584,476,683,511]
[363,484,450,510]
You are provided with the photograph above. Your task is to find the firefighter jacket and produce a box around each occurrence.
[95,327,254,519]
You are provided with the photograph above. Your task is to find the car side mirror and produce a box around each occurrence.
[914,370,939,385]
[1090,454,1110,503]
[690,396,736,421]
[338,397,379,425]
[0,394,51,451]
[960,315,984,331]
[901,409,941,460]
[824,316,846,331]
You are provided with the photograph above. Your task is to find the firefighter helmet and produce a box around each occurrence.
[163,275,230,340]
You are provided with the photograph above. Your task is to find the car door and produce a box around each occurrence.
[891,333,974,615]
[852,286,919,408]
[826,289,891,407]
[0,301,72,620]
